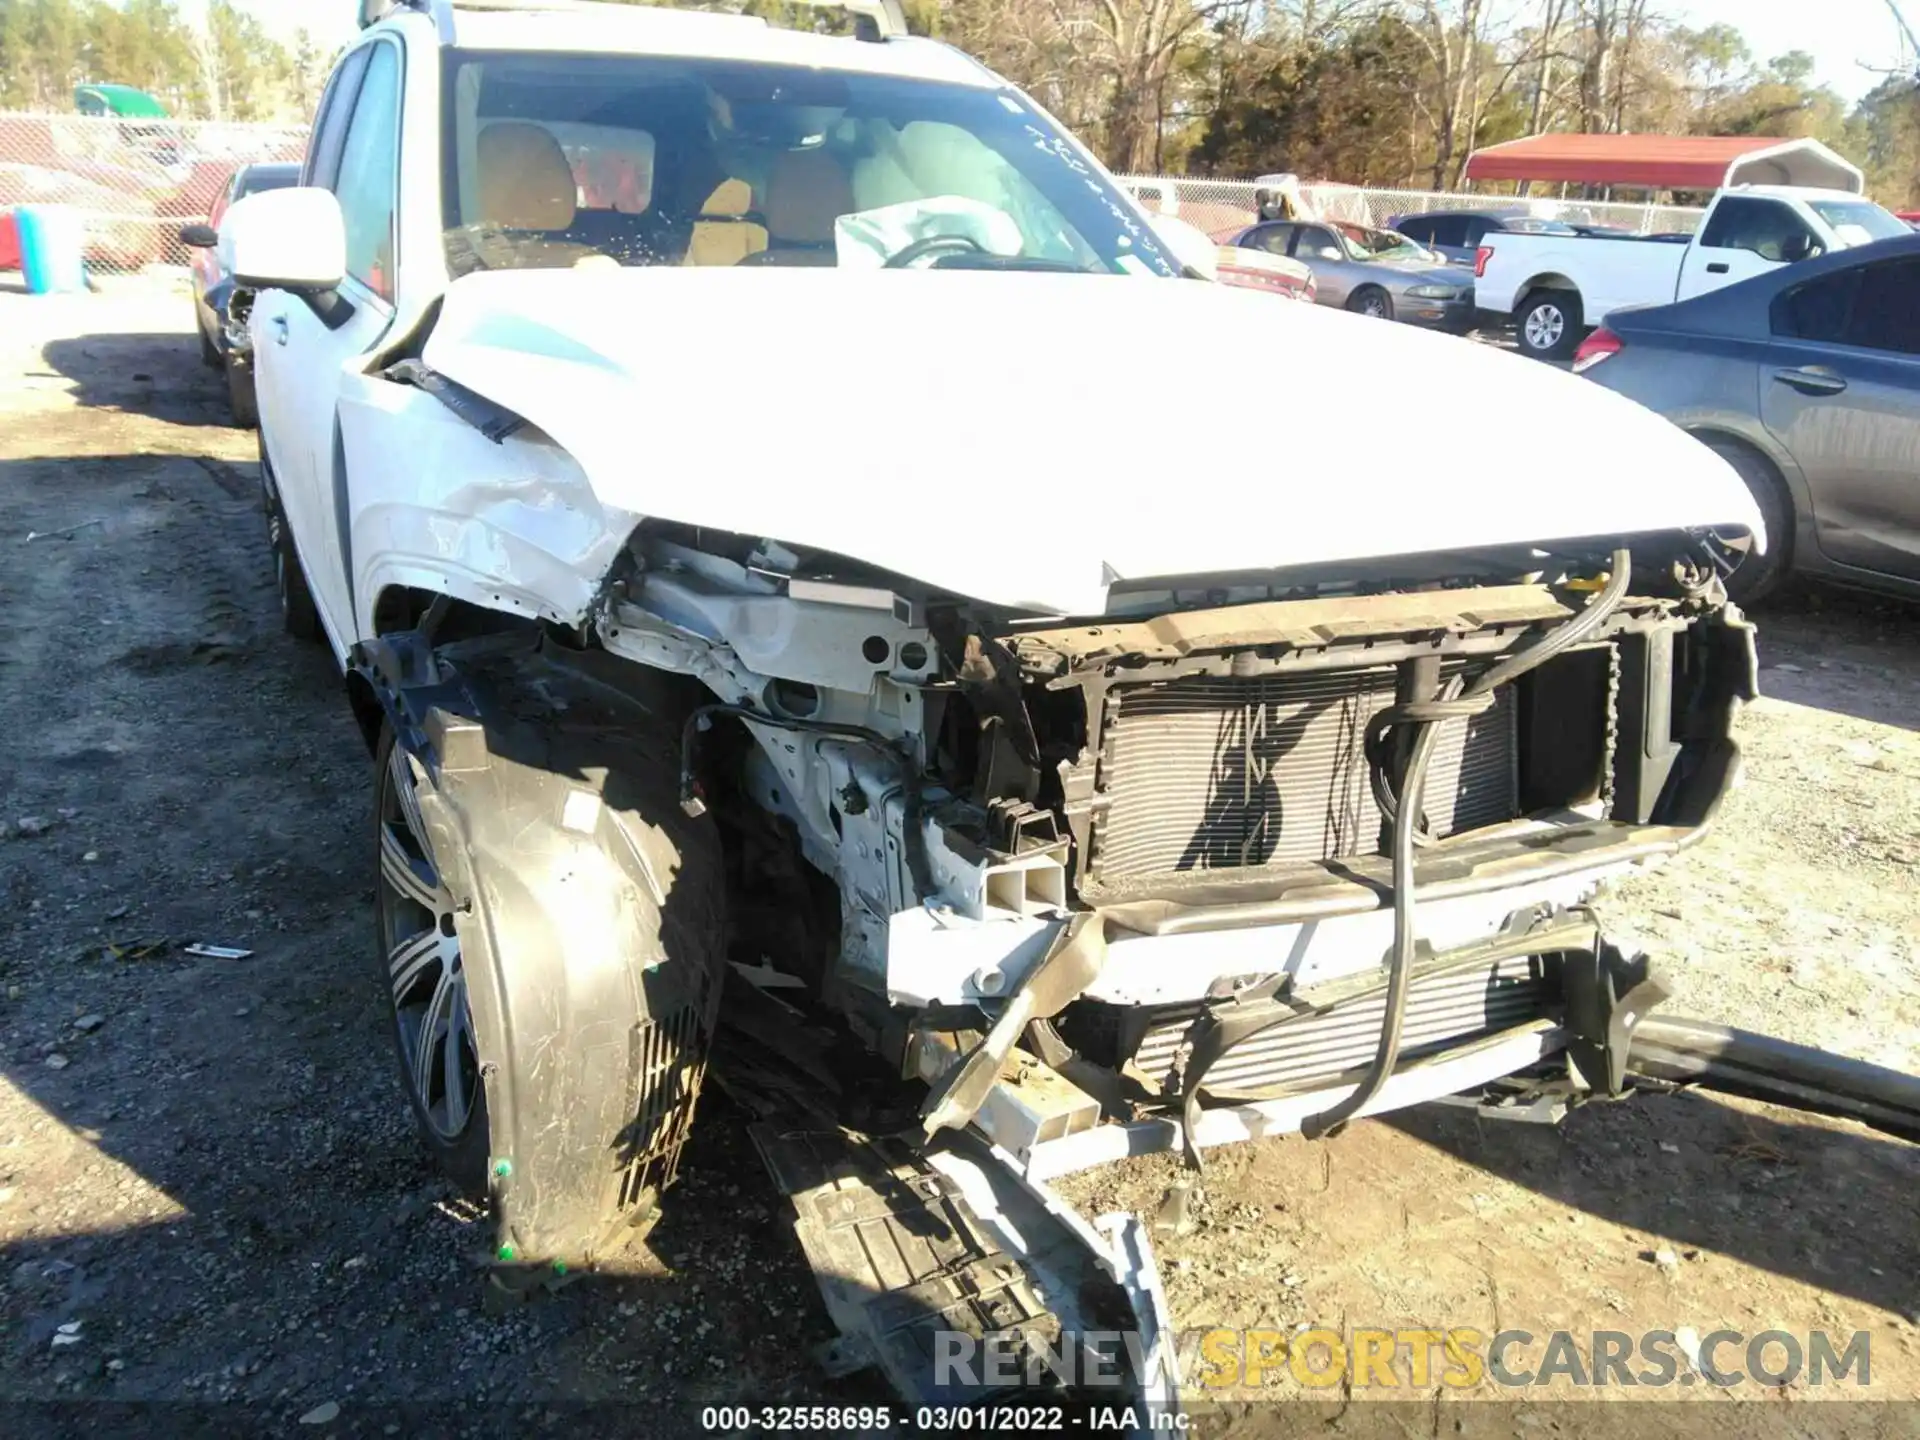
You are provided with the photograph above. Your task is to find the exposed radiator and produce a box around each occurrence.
[1089,666,1517,884]
[1125,955,1558,1101]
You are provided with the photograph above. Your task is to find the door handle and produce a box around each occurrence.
[1705,262,1730,274]
[1772,366,1847,396]
[271,315,289,346]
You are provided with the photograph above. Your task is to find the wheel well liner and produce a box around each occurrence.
[360,629,727,1267]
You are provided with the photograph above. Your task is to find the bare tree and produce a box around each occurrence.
[1044,0,1234,172]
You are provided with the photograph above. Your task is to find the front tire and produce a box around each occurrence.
[226,355,259,429]
[375,728,490,1193]
[1517,289,1582,360]
[258,442,321,643]
[1347,286,1393,321]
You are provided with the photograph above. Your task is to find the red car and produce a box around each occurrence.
[1214,244,1317,302]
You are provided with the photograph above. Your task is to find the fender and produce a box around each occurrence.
[355,629,726,1270]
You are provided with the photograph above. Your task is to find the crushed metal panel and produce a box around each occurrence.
[750,1127,1061,1405]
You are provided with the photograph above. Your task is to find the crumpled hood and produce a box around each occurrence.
[422,267,1764,615]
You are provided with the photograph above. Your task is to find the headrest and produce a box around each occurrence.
[763,149,852,245]
[477,123,577,232]
[699,178,754,217]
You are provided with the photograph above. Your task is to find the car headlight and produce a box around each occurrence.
[1407,284,1459,300]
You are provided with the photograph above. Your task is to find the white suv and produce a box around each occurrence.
[222,0,1765,1339]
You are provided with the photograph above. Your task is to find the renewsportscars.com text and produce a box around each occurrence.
[933,1327,1873,1392]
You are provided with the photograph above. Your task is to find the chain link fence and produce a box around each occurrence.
[0,112,306,275]
[1120,173,1705,243]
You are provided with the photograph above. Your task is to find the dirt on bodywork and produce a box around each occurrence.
[1,278,1917,1430]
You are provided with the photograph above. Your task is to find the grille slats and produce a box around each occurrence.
[1091,666,1516,883]
[1127,956,1556,1099]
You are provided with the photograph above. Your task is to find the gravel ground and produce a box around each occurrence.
[1,277,1916,1431]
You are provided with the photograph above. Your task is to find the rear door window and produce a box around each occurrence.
[1766,257,1920,355]
[1248,224,1296,257]
[1395,217,1435,244]
[1427,216,1469,248]
[1772,258,1920,354]
[1845,259,1920,354]
[1773,267,1857,343]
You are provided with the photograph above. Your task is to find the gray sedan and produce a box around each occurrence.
[1229,219,1477,330]
[1577,232,1920,601]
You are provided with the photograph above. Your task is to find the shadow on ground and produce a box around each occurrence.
[40,332,232,429]
[1382,1083,1920,1317]
[1750,585,1920,731]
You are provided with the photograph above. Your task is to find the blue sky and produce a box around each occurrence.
[226,0,1916,104]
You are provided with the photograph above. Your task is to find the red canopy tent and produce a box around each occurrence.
[1461,134,1864,194]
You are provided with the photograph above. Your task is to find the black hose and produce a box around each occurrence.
[1299,550,1633,1140]
[1365,551,1637,841]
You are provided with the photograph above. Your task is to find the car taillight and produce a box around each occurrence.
[1474,245,1493,278]
[1572,327,1624,374]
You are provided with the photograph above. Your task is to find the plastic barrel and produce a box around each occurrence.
[17,205,87,294]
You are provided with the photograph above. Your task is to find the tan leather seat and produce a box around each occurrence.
[464,122,602,270]
[735,149,852,266]
[684,178,766,267]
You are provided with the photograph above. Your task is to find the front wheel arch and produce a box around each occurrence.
[1346,284,1393,320]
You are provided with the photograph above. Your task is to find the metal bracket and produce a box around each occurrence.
[1560,940,1668,1096]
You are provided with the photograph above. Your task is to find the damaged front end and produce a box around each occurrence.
[898,544,1761,1180]
[600,528,1758,1175]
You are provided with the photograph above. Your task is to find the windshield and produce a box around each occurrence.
[1333,223,1432,262]
[1807,199,1910,247]
[438,51,1178,277]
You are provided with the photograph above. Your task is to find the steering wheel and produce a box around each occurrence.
[882,234,988,269]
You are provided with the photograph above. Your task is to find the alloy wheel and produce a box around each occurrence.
[376,743,479,1142]
[1525,304,1565,352]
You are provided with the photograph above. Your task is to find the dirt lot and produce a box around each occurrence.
[1,277,1916,1432]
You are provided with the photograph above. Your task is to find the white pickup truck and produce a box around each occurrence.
[1477,184,1910,359]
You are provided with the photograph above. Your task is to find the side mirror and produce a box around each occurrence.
[1779,233,1814,263]
[178,222,218,249]
[219,187,346,295]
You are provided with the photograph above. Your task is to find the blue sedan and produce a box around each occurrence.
[1576,232,1920,602]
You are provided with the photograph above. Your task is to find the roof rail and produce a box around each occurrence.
[358,0,429,25]
[779,0,909,40]
[363,0,908,41]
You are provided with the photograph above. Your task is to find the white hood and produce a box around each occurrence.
[422,267,1764,616]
